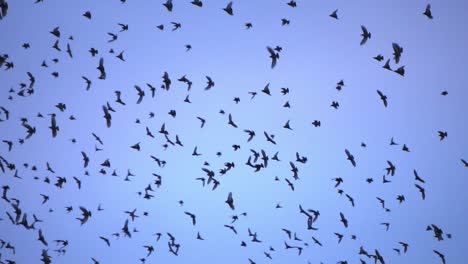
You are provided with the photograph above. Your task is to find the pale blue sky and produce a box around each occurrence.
[0,0,467,263]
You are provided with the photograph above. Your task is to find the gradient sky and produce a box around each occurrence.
[0,0,467,263]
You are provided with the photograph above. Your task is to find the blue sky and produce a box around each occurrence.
[0,0,467,263]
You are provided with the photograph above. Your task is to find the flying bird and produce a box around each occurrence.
[267,46,279,68]
[360,25,371,45]
[223,1,233,15]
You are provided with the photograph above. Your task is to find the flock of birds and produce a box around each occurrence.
[0,1,466,264]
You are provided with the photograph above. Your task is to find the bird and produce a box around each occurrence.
[414,169,425,183]
[102,105,112,128]
[424,4,433,19]
[205,76,215,90]
[345,149,356,167]
[191,0,203,7]
[287,1,297,8]
[329,9,338,19]
[228,114,238,128]
[116,51,125,61]
[97,58,106,80]
[184,212,196,225]
[81,76,92,90]
[118,23,128,31]
[49,114,59,138]
[360,25,371,45]
[223,1,233,15]
[438,131,448,140]
[163,0,173,12]
[462,159,468,167]
[225,192,235,210]
[392,43,403,64]
[83,11,91,19]
[433,250,446,264]
[267,46,279,68]
[339,212,348,228]
[134,85,145,104]
[415,184,426,200]
[377,90,388,107]
[394,66,405,76]
[99,236,110,247]
[0,0,8,20]
[171,22,181,31]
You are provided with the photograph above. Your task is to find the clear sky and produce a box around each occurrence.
[0,0,467,263]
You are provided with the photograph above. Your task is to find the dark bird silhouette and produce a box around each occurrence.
[102,105,112,128]
[122,219,131,237]
[394,65,405,76]
[184,211,196,225]
[399,242,409,253]
[461,159,468,167]
[223,1,233,15]
[0,0,8,20]
[224,224,237,234]
[386,160,396,176]
[191,0,203,7]
[287,1,297,7]
[377,90,388,107]
[97,58,106,80]
[264,131,276,145]
[76,206,92,225]
[392,43,403,64]
[107,32,118,42]
[438,131,448,140]
[118,23,128,31]
[330,9,338,19]
[228,114,238,128]
[81,151,89,168]
[267,46,279,68]
[374,54,384,61]
[312,120,321,127]
[171,22,181,31]
[433,250,446,264]
[424,4,433,19]
[134,85,145,104]
[339,212,348,228]
[205,76,215,90]
[415,184,426,200]
[414,169,425,183]
[345,149,356,167]
[225,192,235,210]
[285,178,294,191]
[163,0,173,12]
[38,229,48,246]
[50,26,61,38]
[82,76,92,90]
[49,114,59,138]
[99,236,110,247]
[360,25,371,45]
